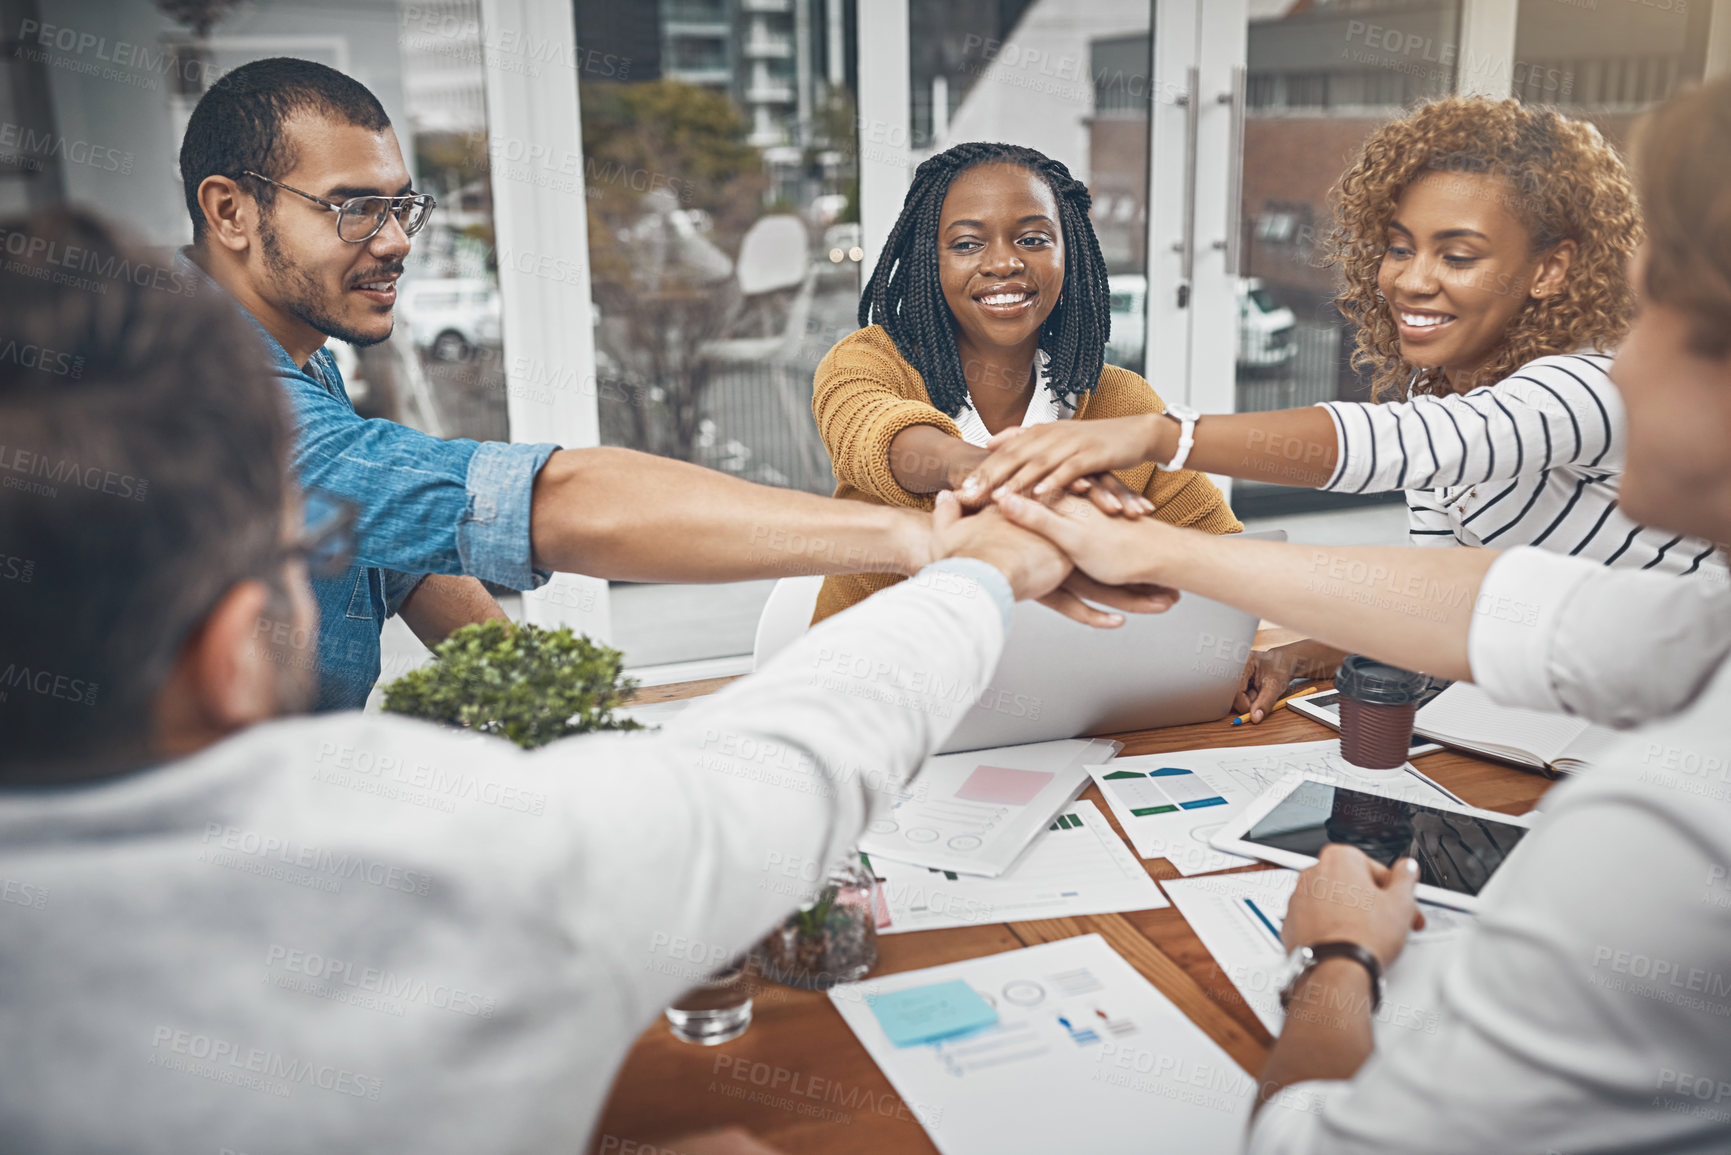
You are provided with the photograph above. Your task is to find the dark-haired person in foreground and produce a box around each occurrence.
[176,60,1142,710]
[999,78,1731,1153]
[808,141,1242,623]
[0,208,1118,1150]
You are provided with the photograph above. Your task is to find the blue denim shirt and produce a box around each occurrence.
[181,252,559,711]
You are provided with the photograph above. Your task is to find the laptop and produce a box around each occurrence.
[935,530,1284,754]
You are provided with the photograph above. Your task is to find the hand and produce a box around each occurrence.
[1282,844,1425,971]
[957,416,1162,505]
[1071,470,1154,520]
[931,494,1179,629]
[995,490,1182,589]
[1233,640,1347,724]
[1037,571,1181,628]
[929,491,1070,605]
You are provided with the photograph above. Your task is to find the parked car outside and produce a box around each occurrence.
[1106,273,1298,375]
[399,277,503,361]
[1237,277,1298,370]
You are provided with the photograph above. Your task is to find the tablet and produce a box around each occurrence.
[1208,774,1532,912]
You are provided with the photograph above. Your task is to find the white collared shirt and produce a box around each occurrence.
[952,350,1072,447]
[0,563,1012,1151]
[1247,546,1731,1155]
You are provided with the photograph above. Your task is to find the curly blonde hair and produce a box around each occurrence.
[1328,96,1641,401]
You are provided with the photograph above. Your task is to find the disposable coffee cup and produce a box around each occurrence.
[1334,656,1430,771]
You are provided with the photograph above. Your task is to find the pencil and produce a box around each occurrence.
[1231,685,1327,726]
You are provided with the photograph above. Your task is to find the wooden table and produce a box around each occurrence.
[593,645,1554,1154]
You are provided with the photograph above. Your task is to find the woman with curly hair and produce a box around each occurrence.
[808,141,1242,624]
[960,96,1728,718]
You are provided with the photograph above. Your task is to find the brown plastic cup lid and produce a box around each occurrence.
[1334,655,1430,706]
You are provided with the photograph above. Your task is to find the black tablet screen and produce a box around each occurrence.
[1243,779,1528,896]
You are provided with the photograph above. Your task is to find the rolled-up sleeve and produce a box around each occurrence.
[381,568,427,619]
[811,339,961,508]
[287,381,558,589]
[457,439,559,589]
[1316,355,1620,495]
[1468,547,1731,727]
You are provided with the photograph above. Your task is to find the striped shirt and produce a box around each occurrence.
[1316,352,1727,583]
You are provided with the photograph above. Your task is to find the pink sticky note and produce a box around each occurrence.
[955,764,1054,806]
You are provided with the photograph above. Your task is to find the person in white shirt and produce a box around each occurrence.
[0,208,1157,1153]
[997,76,1731,1154]
[960,94,1727,720]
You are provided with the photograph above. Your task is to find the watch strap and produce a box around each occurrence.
[1159,403,1199,472]
[1279,941,1384,1013]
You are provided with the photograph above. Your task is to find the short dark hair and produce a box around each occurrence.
[0,208,290,780]
[859,142,1112,418]
[179,56,392,242]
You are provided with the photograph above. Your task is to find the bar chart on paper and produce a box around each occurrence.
[860,739,1121,877]
[1096,766,1229,816]
[828,934,1254,1154]
[1088,740,1461,875]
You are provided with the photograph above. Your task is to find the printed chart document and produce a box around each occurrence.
[1159,869,1472,1039]
[867,801,1167,934]
[861,738,1121,877]
[1088,740,1458,875]
[829,934,1253,1154]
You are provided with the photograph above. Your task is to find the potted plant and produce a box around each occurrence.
[382,620,641,748]
[752,855,879,990]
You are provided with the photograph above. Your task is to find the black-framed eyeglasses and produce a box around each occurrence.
[288,491,358,579]
[241,170,437,243]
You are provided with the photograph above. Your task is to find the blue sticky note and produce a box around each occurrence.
[866,980,999,1047]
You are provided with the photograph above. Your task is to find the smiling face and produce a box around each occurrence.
[248,112,415,351]
[1376,171,1571,388]
[937,163,1066,371]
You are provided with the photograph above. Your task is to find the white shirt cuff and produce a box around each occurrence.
[1467,547,1597,715]
[918,557,1015,631]
[1244,1079,1354,1155]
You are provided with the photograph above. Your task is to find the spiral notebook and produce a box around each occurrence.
[1413,682,1621,777]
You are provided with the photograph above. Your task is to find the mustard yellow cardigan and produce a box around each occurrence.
[810,324,1243,623]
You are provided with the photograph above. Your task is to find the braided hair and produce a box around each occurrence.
[859,142,1112,417]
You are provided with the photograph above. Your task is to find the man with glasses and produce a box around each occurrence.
[179,58,1142,711]
[0,205,1078,1149]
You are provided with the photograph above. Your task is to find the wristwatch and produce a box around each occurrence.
[1276,941,1385,1014]
[1157,401,1201,471]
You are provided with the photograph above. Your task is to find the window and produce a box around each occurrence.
[909,0,1153,373]
[1230,0,1464,514]
[572,0,861,670]
[1512,0,1709,129]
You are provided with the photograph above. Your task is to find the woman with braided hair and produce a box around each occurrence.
[810,142,1242,623]
[958,97,1729,719]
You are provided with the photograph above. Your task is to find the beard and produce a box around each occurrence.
[258,211,396,349]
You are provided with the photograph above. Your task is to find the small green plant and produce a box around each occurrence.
[793,887,841,939]
[382,620,642,749]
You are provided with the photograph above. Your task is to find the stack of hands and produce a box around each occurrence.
[925,416,1313,721]
[924,415,1183,626]
[922,421,1420,979]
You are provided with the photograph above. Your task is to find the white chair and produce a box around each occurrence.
[751,575,825,671]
